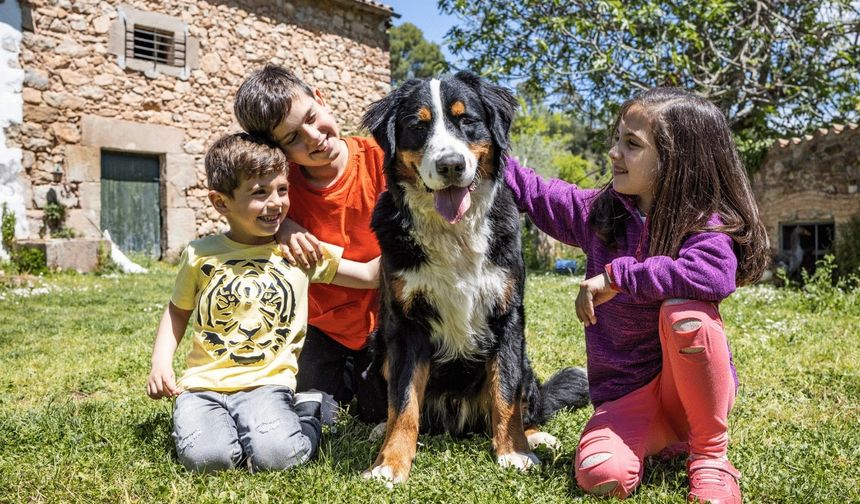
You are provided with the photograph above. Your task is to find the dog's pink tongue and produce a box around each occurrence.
[434,186,472,224]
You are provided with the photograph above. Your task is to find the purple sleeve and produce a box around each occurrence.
[610,231,737,302]
[503,156,596,247]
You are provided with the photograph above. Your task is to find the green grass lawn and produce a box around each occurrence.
[1,262,858,503]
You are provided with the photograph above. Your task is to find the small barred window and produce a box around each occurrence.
[127,25,185,67]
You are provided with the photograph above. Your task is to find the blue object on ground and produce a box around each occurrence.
[554,258,577,274]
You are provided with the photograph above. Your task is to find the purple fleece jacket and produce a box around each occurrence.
[505,157,739,406]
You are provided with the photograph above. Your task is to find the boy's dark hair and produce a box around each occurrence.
[205,133,288,196]
[234,64,314,142]
[589,87,769,286]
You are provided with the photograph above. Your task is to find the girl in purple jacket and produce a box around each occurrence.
[505,87,768,503]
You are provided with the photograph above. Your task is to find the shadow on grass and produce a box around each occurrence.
[135,409,176,457]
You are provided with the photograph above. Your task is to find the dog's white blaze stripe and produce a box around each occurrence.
[397,181,507,362]
[418,79,478,190]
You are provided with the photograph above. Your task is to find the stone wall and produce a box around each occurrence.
[752,123,860,251]
[5,0,392,258]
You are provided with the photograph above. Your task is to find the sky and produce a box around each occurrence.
[383,1,463,65]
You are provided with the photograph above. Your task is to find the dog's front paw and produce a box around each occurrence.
[497,451,540,471]
[526,430,561,451]
[362,463,407,489]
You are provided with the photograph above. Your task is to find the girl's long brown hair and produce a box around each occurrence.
[588,87,769,286]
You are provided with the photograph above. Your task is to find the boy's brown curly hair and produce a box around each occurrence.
[204,133,288,196]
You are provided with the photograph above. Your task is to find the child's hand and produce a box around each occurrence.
[576,273,618,327]
[276,218,321,268]
[147,363,180,399]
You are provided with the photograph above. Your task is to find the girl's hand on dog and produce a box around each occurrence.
[576,273,618,327]
[276,218,321,268]
[146,364,180,399]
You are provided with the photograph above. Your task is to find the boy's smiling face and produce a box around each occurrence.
[271,89,346,168]
[210,170,290,245]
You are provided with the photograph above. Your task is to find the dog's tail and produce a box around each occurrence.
[525,366,589,426]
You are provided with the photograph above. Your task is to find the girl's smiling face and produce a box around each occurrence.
[609,104,659,214]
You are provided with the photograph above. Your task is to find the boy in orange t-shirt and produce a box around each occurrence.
[234,65,387,423]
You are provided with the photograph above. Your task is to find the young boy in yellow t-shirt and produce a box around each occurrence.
[145,133,379,473]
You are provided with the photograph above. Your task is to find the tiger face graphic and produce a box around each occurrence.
[196,258,296,365]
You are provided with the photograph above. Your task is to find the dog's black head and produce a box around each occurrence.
[362,72,517,224]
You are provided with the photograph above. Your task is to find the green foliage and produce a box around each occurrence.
[51,228,78,239]
[1,203,14,254]
[556,153,596,187]
[521,216,588,272]
[389,22,449,86]
[799,256,858,313]
[733,125,777,173]
[509,98,607,185]
[520,217,548,270]
[2,204,47,275]
[12,247,47,275]
[509,134,565,178]
[510,98,575,139]
[835,217,860,279]
[440,0,860,171]
[42,201,66,234]
[96,240,120,275]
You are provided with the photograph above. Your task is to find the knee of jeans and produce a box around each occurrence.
[176,437,239,473]
[248,433,313,472]
[575,448,641,498]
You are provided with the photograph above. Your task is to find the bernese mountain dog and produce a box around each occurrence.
[360,71,589,485]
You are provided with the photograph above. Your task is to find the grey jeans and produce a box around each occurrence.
[172,385,320,473]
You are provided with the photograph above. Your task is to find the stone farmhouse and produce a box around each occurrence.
[752,123,860,276]
[0,0,395,264]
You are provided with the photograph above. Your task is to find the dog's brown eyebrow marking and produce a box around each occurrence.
[417,107,432,122]
[450,101,465,117]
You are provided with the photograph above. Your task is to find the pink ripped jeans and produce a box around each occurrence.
[574,300,736,498]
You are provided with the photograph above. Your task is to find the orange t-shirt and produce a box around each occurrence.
[287,136,386,350]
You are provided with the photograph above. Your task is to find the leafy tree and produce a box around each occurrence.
[510,94,606,185]
[389,22,449,85]
[440,0,860,169]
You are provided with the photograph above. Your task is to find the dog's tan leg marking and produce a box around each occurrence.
[381,355,390,382]
[488,358,539,471]
[496,274,517,314]
[364,362,429,486]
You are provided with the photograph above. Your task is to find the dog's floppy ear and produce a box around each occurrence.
[362,91,398,159]
[454,71,518,152]
[362,79,422,160]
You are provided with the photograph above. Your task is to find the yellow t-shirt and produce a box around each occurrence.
[171,234,342,392]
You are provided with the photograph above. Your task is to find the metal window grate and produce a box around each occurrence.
[125,24,185,66]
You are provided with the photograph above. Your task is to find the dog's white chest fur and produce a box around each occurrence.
[397,187,508,361]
